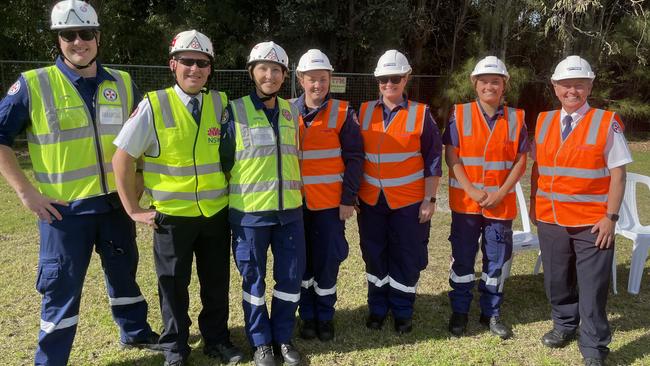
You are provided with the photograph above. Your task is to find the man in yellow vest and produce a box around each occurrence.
[112,31,242,366]
[531,55,632,366]
[0,1,159,364]
[220,41,304,366]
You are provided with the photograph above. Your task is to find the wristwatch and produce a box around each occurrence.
[423,196,437,203]
[606,213,619,222]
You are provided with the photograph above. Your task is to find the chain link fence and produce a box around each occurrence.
[0,60,445,111]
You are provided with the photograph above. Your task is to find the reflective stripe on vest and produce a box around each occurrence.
[23,65,133,201]
[534,108,615,226]
[448,101,523,220]
[299,99,348,210]
[358,100,426,208]
[228,96,302,213]
[143,88,228,217]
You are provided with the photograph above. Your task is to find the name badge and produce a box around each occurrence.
[250,127,276,146]
[99,105,123,125]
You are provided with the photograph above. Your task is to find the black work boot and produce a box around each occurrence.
[394,317,413,334]
[120,331,163,352]
[299,319,317,340]
[541,328,576,348]
[253,344,276,366]
[276,342,301,366]
[448,312,468,337]
[204,340,244,364]
[365,313,386,330]
[479,314,513,340]
[317,320,335,341]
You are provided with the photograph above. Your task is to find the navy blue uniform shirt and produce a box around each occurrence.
[442,101,529,153]
[293,93,364,206]
[375,96,443,177]
[220,92,302,226]
[0,57,142,215]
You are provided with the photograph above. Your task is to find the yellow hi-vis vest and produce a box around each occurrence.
[22,65,133,202]
[229,96,302,212]
[143,88,229,217]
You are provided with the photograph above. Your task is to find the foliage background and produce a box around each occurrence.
[0,0,648,129]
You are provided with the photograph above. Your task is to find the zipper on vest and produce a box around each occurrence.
[276,121,284,211]
[192,114,205,216]
[91,90,109,194]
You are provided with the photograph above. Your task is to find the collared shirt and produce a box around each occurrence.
[374,95,443,177]
[530,102,633,169]
[442,101,530,154]
[0,57,141,215]
[220,91,302,226]
[293,93,364,205]
[114,85,202,158]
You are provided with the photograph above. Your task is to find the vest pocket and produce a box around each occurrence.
[57,106,89,130]
[280,125,296,145]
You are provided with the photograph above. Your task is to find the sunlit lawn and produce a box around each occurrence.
[1,147,649,365]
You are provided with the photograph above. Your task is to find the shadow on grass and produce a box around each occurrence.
[105,264,649,365]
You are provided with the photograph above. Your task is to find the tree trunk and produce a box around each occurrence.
[449,0,470,73]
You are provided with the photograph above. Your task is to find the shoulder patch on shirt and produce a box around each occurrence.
[612,120,623,134]
[352,113,360,125]
[221,108,230,124]
[7,81,20,95]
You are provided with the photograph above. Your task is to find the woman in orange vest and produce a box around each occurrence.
[358,50,442,334]
[443,56,528,340]
[292,49,363,342]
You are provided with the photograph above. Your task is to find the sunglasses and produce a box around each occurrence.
[59,30,96,42]
[175,58,211,68]
[377,75,404,84]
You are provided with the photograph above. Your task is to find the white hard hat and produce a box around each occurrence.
[470,56,509,82]
[169,30,214,59]
[247,41,289,70]
[551,55,595,81]
[374,50,412,77]
[51,0,99,30]
[296,49,334,72]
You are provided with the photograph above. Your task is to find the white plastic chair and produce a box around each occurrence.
[501,182,541,280]
[615,172,650,295]
[505,182,618,294]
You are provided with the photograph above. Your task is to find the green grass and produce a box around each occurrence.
[1,150,649,365]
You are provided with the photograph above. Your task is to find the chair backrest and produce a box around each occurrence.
[617,172,649,231]
[515,182,532,233]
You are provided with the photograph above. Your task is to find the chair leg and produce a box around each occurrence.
[502,257,512,282]
[628,240,650,295]
[611,249,617,295]
[533,251,543,274]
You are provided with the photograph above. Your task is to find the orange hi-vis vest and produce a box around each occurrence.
[358,100,426,209]
[299,99,348,210]
[449,101,525,220]
[535,108,619,227]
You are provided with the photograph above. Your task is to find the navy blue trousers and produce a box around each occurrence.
[448,212,513,317]
[358,194,430,319]
[232,219,306,347]
[299,207,349,322]
[538,222,613,360]
[35,209,152,366]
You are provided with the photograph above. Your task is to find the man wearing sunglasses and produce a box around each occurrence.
[0,1,160,365]
[113,30,243,366]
